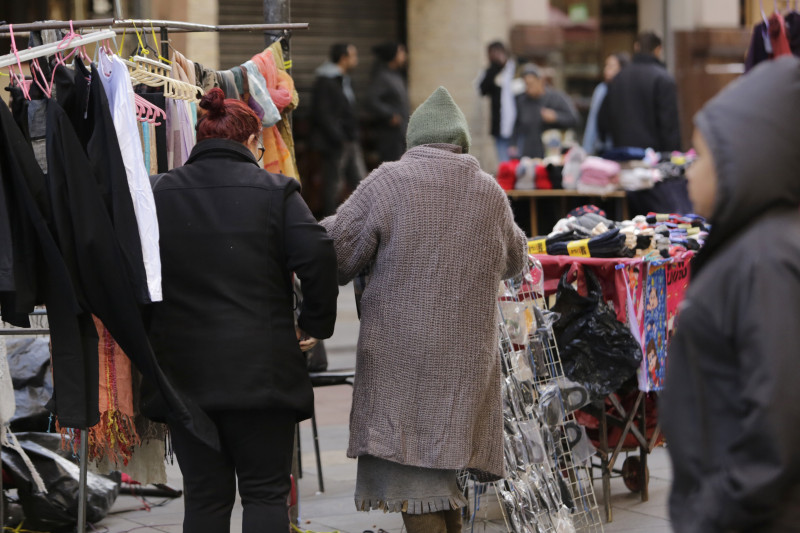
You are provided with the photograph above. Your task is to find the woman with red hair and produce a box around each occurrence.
[146,88,338,533]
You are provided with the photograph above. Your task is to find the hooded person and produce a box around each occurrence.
[660,56,800,533]
[321,86,527,532]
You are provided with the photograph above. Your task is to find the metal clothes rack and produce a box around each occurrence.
[0,17,305,533]
[0,18,307,64]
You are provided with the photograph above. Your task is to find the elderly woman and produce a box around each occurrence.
[323,86,527,532]
[147,88,338,533]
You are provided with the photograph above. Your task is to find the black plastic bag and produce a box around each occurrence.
[551,268,642,400]
[1,432,119,531]
[7,337,53,432]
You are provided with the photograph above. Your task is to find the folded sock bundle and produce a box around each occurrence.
[547,228,628,258]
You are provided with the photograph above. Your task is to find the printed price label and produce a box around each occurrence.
[528,239,547,255]
[567,239,591,257]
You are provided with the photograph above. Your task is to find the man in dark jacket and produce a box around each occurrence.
[311,43,367,216]
[598,32,680,152]
[478,41,517,163]
[660,56,800,533]
[367,42,410,164]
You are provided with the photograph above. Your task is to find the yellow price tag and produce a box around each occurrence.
[567,239,591,257]
[528,239,547,255]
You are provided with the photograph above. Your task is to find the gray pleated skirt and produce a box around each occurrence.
[354,455,468,515]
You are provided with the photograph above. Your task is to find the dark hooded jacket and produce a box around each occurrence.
[660,56,800,533]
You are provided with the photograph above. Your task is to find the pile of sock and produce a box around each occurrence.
[530,207,708,259]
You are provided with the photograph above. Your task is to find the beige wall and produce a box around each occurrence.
[667,0,740,30]
[510,0,549,24]
[144,0,219,68]
[407,0,512,172]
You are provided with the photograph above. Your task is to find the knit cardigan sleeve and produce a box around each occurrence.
[321,174,385,285]
[498,189,528,279]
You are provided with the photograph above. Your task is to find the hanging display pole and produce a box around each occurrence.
[77,432,89,533]
[161,27,169,61]
[0,19,308,34]
[0,451,4,533]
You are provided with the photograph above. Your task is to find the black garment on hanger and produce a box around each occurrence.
[45,99,219,447]
[51,60,91,147]
[0,88,45,328]
[0,99,97,427]
[136,91,169,173]
[54,59,151,305]
[0,150,14,292]
[7,85,31,141]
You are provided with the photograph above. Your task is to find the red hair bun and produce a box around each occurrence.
[199,87,227,118]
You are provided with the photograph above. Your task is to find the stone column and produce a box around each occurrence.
[407,0,512,172]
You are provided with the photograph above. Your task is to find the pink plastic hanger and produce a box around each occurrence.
[133,94,166,125]
[7,25,31,100]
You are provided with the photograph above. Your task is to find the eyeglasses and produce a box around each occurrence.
[257,145,265,162]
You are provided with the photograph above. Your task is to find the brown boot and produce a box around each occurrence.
[443,508,463,532]
[401,510,447,533]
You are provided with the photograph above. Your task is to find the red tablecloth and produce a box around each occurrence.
[534,253,694,323]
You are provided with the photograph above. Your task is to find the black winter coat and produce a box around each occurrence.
[311,67,358,153]
[148,139,338,421]
[660,57,800,533]
[598,54,680,152]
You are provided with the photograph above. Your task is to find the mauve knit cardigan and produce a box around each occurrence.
[322,144,527,480]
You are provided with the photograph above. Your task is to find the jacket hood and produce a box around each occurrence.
[406,86,471,153]
[315,61,344,78]
[693,55,800,272]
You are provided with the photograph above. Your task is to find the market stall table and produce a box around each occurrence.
[534,252,693,522]
[506,189,629,236]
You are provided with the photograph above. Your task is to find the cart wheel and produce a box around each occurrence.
[621,456,649,493]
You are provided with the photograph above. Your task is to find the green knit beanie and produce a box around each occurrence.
[406,86,472,153]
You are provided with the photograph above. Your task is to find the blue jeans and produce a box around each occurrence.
[495,137,512,163]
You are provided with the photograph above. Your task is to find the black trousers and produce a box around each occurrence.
[169,409,296,533]
[321,141,365,217]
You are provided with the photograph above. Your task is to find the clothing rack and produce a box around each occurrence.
[0,17,304,533]
[0,18,308,33]
[0,19,306,63]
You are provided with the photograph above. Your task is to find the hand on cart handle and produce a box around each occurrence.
[296,327,318,352]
